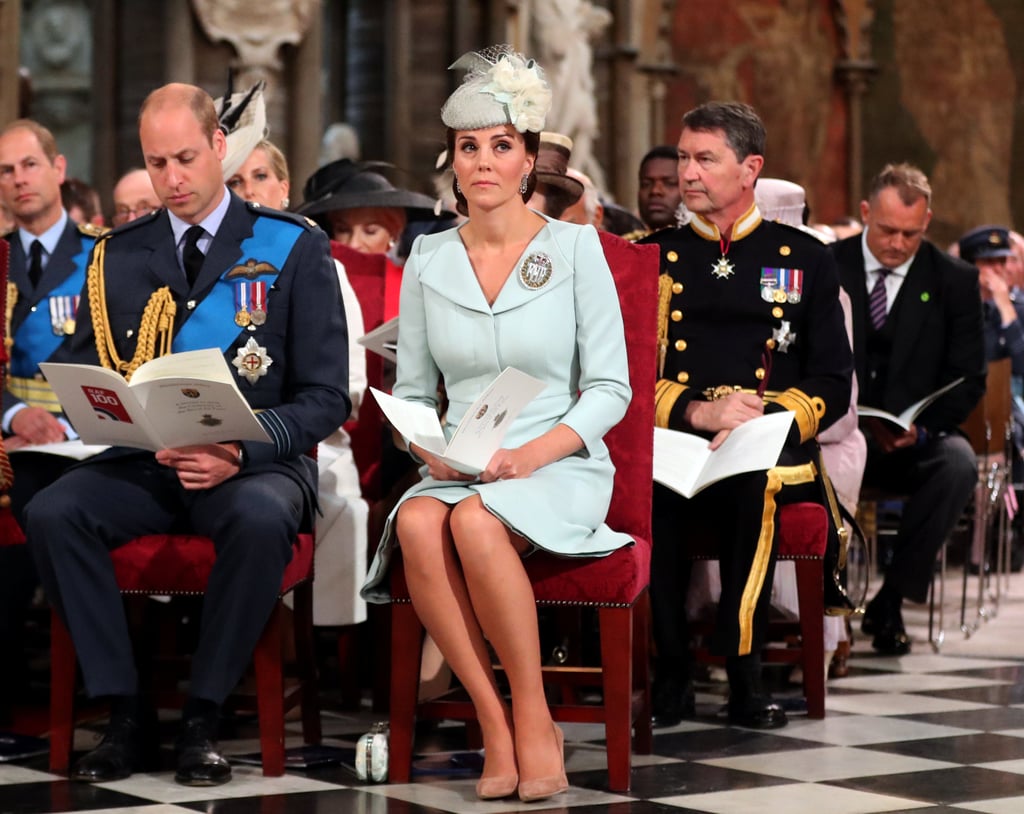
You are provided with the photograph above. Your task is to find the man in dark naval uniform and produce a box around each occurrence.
[641,102,852,730]
[25,84,350,786]
[0,118,104,726]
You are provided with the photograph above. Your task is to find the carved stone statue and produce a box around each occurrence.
[530,0,612,190]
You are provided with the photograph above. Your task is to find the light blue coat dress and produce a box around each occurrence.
[361,218,633,603]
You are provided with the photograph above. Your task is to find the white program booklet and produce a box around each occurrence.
[856,376,965,431]
[370,367,547,475]
[40,348,272,451]
[8,439,110,459]
[653,411,795,498]
[357,316,399,362]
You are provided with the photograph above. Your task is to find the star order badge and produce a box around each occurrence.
[232,337,273,384]
[711,256,735,279]
[772,320,797,353]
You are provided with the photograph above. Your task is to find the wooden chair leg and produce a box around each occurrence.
[388,602,424,783]
[49,609,76,774]
[632,591,653,755]
[292,582,321,746]
[793,559,826,718]
[253,602,286,776]
[599,605,633,793]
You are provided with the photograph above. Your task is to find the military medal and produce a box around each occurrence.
[519,252,553,289]
[773,320,796,352]
[232,336,273,384]
[49,295,79,336]
[250,281,267,325]
[711,233,735,279]
[234,281,252,327]
[760,268,779,302]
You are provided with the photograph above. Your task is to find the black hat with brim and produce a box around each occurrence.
[297,158,454,221]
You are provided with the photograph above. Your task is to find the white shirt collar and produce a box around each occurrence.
[167,186,231,252]
[19,208,69,259]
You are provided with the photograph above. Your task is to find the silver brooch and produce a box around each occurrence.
[519,252,553,289]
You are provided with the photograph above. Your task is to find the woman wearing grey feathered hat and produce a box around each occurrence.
[360,45,632,803]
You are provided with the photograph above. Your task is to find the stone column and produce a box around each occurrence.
[191,0,319,144]
[834,0,877,212]
[0,0,20,124]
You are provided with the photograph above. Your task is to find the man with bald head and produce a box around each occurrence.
[111,168,160,226]
[26,83,350,786]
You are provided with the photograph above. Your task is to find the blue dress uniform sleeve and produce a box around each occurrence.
[243,224,351,465]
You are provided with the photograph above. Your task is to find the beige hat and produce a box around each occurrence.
[215,81,268,181]
[440,45,551,134]
[754,178,806,227]
[535,132,584,202]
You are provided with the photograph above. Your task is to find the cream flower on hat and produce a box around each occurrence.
[441,45,552,134]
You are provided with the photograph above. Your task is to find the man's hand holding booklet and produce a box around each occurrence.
[370,367,547,476]
[40,349,271,452]
[855,376,965,431]
[653,411,795,498]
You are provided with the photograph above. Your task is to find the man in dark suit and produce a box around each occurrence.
[831,163,984,655]
[642,102,852,730]
[0,119,104,726]
[26,83,350,786]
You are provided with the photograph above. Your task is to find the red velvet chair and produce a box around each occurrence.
[688,502,830,718]
[386,232,657,792]
[49,528,321,776]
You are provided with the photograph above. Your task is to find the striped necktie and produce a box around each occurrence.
[869,268,891,330]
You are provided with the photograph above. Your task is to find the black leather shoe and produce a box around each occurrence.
[174,717,231,786]
[727,699,788,729]
[871,627,911,656]
[72,715,147,783]
[651,678,696,728]
[862,596,911,655]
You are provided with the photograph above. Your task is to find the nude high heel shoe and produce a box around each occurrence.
[476,772,519,800]
[518,723,569,802]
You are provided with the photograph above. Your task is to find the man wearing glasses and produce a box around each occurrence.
[111,168,161,226]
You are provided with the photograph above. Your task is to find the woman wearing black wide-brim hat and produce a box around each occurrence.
[298,159,455,319]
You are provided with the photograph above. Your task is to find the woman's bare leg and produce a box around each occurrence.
[449,497,563,785]
[395,496,516,781]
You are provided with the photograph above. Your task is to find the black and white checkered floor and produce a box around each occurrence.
[2,573,1023,814]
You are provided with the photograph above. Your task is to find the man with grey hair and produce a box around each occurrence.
[643,101,852,730]
[831,162,984,655]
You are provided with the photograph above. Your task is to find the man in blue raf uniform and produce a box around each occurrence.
[26,84,350,786]
[640,102,852,730]
[0,119,104,726]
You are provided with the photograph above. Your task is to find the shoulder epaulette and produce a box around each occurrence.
[77,222,108,239]
[768,219,831,246]
[621,228,652,243]
[103,208,162,239]
[244,200,318,231]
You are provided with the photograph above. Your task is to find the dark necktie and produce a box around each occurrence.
[28,239,43,289]
[869,268,891,330]
[182,225,205,288]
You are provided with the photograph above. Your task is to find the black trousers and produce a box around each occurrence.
[650,446,821,684]
[26,455,299,704]
[862,432,977,603]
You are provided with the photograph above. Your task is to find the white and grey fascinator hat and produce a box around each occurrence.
[440,44,552,134]
[214,80,268,181]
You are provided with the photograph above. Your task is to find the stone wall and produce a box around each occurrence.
[661,0,1024,243]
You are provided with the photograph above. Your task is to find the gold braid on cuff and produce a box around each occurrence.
[771,387,825,442]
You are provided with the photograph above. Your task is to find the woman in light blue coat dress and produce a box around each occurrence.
[360,46,631,803]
